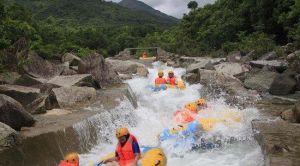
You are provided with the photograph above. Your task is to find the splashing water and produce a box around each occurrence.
[79,62,264,166]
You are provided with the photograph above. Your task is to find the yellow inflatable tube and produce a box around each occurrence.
[166,80,186,90]
[141,148,167,166]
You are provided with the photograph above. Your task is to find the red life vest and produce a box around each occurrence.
[167,77,176,85]
[155,77,166,85]
[116,135,138,166]
[58,161,78,166]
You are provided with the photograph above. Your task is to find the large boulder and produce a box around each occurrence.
[106,59,148,77]
[186,60,211,73]
[258,51,277,60]
[0,122,20,152]
[292,101,300,123]
[49,86,96,109]
[214,62,250,76]
[78,53,121,88]
[296,74,300,91]
[61,53,81,66]
[183,73,200,84]
[47,74,95,88]
[199,69,259,106]
[0,72,21,85]
[14,74,47,87]
[287,50,300,74]
[23,53,64,79]
[244,70,279,92]
[250,60,288,73]
[0,84,41,108]
[269,72,296,95]
[226,51,242,62]
[0,94,35,130]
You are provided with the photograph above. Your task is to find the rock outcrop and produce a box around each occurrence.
[47,74,95,88]
[78,53,121,87]
[106,59,148,77]
[244,70,279,92]
[0,94,35,130]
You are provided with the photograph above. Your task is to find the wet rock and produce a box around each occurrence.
[226,51,242,62]
[61,53,81,66]
[106,59,148,77]
[14,74,47,87]
[244,70,279,92]
[0,122,20,152]
[23,53,64,79]
[250,60,288,73]
[0,84,41,109]
[50,86,96,109]
[0,72,21,85]
[269,73,296,95]
[252,120,300,166]
[214,62,249,76]
[259,51,277,60]
[78,53,121,88]
[47,74,94,88]
[183,73,199,84]
[0,94,35,130]
[292,101,300,123]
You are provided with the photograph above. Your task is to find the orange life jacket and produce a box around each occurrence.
[167,77,176,85]
[173,109,196,124]
[58,161,78,166]
[116,135,138,166]
[155,77,166,85]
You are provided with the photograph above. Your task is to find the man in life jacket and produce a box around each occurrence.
[103,127,141,166]
[166,70,177,85]
[155,70,166,86]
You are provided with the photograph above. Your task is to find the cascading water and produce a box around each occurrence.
[78,62,264,166]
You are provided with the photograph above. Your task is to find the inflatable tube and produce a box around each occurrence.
[149,84,167,92]
[139,57,156,60]
[165,80,186,90]
[90,147,166,166]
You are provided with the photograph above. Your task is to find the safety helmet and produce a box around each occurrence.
[168,70,174,74]
[184,102,198,113]
[196,98,207,106]
[158,70,164,77]
[116,127,129,138]
[64,153,79,164]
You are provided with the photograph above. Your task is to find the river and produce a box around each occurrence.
[78,62,264,166]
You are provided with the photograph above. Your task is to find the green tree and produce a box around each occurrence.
[188,1,198,10]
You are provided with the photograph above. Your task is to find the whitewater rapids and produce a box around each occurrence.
[79,62,264,166]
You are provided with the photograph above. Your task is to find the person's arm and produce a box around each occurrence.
[132,142,141,165]
[102,152,119,164]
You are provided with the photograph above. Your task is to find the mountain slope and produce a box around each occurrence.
[119,0,179,23]
[4,0,178,27]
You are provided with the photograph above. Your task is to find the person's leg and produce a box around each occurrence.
[105,161,119,166]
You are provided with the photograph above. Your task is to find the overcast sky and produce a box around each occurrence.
[107,0,216,18]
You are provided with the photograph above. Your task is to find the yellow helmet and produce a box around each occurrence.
[141,148,167,166]
[158,70,164,77]
[168,70,174,74]
[64,153,79,164]
[196,98,207,106]
[116,127,129,138]
[184,102,198,113]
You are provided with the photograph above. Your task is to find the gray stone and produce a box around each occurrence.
[244,70,279,92]
[214,62,249,76]
[281,109,295,122]
[250,60,288,73]
[0,84,41,108]
[0,94,35,130]
[106,59,148,77]
[50,86,97,109]
[0,72,21,85]
[204,61,215,70]
[14,74,47,87]
[61,53,81,66]
[269,73,296,95]
[226,51,242,62]
[186,60,210,73]
[183,73,199,84]
[259,51,277,60]
[23,53,64,79]
[296,74,300,91]
[0,122,20,152]
[61,68,77,76]
[292,101,300,123]
[47,74,94,88]
[78,53,121,87]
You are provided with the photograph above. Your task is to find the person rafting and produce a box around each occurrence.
[166,70,177,85]
[174,102,199,124]
[142,52,148,59]
[102,127,141,166]
[195,98,207,110]
[59,153,79,166]
[155,70,167,86]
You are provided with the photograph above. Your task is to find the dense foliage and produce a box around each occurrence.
[141,0,300,57]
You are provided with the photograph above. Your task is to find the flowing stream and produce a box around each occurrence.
[78,62,264,166]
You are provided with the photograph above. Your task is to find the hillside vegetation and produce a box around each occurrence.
[140,0,300,57]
